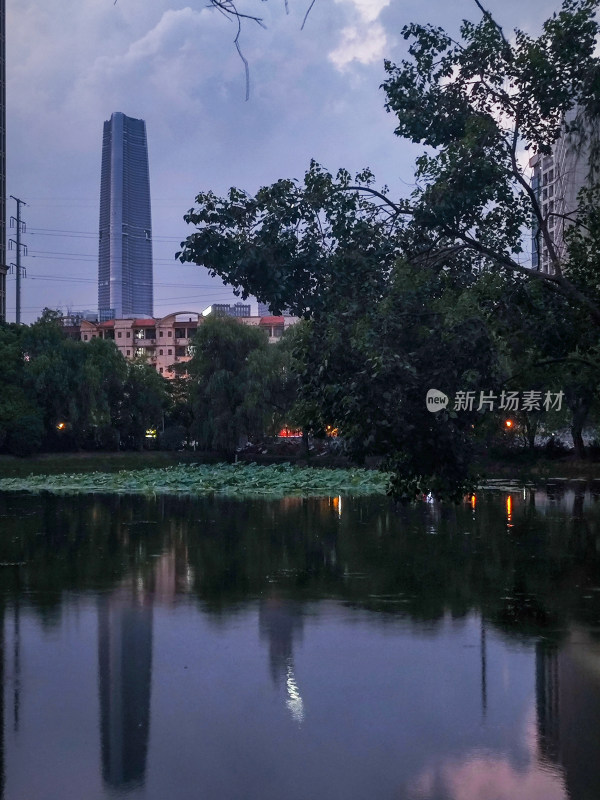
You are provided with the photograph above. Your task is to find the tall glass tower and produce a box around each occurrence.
[98,112,153,321]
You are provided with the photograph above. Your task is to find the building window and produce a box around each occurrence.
[159,330,164,337]
[117,331,122,338]
[83,335,88,341]
[168,331,172,337]
[168,349,172,355]
[127,350,131,355]
[175,328,186,339]
[159,349,163,355]
[126,331,131,338]
[159,368,163,374]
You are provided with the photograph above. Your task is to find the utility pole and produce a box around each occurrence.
[9,195,27,324]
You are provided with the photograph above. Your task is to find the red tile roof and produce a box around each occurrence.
[98,320,115,328]
[133,319,157,326]
[259,316,285,325]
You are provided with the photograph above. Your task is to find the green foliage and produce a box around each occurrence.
[0,311,165,455]
[177,160,403,318]
[188,315,273,456]
[174,0,600,495]
[117,360,168,450]
[0,463,391,497]
[382,0,600,322]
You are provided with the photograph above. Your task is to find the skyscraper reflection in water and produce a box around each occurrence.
[98,581,153,789]
[259,595,305,723]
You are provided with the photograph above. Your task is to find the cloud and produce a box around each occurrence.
[334,0,391,23]
[328,0,390,71]
[329,22,387,69]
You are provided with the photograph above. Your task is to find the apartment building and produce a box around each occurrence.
[530,108,598,273]
[67,311,296,377]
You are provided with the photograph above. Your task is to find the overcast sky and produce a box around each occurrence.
[6,0,558,323]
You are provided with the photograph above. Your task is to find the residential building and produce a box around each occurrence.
[531,108,598,273]
[98,112,153,321]
[64,311,298,377]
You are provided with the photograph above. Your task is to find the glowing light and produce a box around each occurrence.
[56,422,66,431]
[470,494,476,509]
[506,495,512,520]
[505,420,513,428]
[325,425,339,437]
[145,428,157,439]
[332,495,343,518]
[285,662,305,723]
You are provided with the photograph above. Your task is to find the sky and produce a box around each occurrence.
[5,0,559,323]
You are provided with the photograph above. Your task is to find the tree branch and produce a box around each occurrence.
[345,185,411,216]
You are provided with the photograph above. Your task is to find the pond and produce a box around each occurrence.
[0,486,599,799]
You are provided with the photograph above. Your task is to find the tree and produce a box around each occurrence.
[177,160,405,319]
[117,361,168,451]
[288,260,497,499]
[177,0,600,494]
[188,315,270,457]
[381,0,600,323]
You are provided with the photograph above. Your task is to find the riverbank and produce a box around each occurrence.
[1,450,600,490]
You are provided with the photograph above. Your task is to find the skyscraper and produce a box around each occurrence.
[98,112,153,321]
[530,108,598,274]
[0,0,7,323]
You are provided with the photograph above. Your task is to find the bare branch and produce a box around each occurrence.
[473,0,511,51]
[301,0,317,30]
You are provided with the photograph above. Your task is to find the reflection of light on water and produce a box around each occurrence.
[332,496,342,518]
[285,661,304,723]
[506,495,513,527]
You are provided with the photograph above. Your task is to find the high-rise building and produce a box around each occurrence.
[0,0,7,323]
[530,108,597,274]
[98,112,153,321]
[257,301,293,317]
[202,302,251,318]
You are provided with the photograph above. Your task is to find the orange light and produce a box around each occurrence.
[470,494,476,509]
[56,422,66,431]
[505,420,513,428]
[506,495,512,518]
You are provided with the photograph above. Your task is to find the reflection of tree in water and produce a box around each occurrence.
[4,487,600,782]
[259,595,305,723]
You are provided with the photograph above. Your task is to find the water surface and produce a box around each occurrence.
[0,487,599,799]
